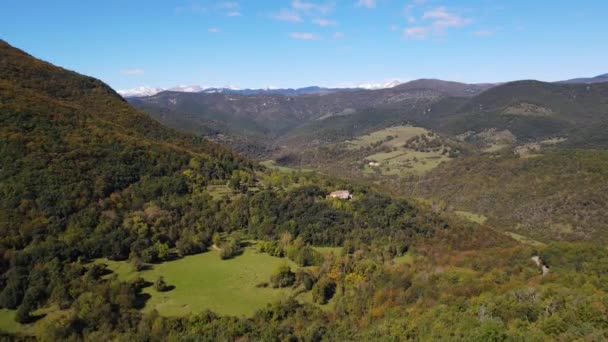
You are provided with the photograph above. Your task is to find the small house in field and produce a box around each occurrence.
[328,190,353,200]
[368,161,380,167]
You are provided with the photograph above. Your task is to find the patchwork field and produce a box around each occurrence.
[346,125,429,150]
[345,125,453,176]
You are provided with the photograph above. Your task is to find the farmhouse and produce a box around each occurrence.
[328,190,353,200]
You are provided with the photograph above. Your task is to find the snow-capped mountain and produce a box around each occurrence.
[168,85,205,93]
[118,81,405,98]
[356,80,404,90]
[118,85,244,97]
[117,86,165,97]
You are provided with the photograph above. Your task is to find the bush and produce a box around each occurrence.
[219,238,241,260]
[312,278,336,304]
[270,264,296,288]
[15,303,33,324]
[154,276,170,292]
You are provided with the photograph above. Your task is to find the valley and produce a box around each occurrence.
[1,37,608,341]
[128,75,608,245]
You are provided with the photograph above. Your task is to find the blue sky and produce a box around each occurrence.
[1,0,607,90]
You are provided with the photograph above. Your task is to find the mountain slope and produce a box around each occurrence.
[407,149,608,241]
[431,80,608,142]
[559,73,608,84]
[2,40,501,333]
[0,39,253,269]
[129,79,495,154]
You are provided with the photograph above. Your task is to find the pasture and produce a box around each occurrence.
[345,125,453,176]
[98,247,301,317]
[346,125,429,150]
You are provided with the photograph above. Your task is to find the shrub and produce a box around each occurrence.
[154,276,170,292]
[270,264,296,288]
[312,278,336,304]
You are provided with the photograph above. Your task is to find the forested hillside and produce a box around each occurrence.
[2,40,608,341]
[0,40,503,340]
[405,149,608,241]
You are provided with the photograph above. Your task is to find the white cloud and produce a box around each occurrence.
[274,9,302,22]
[292,0,334,14]
[357,0,376,9]
[403,26,428,40]
[122,69,145,75]
[220,2,239,9]
[401,7,471,40]
[217,2,241,16]
[313,18,337,26]
[423,7,471,29]
[208,27,221,33]
[472,29,495,37]
[174,3,206,15]
[289,32,320,40]
[333,32,345,39]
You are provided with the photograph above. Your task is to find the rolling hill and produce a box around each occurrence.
[559,73,608,84]
[1,40,509,339]
[128,79,495,156]
[2,40,608,342]
[433,80,608,142]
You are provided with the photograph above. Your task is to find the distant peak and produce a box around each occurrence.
[356,80,404,90]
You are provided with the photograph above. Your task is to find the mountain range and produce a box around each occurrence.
[119,73,607,98]
[559,73,608,84]
[118,80,408,98]
[2,39,608,341]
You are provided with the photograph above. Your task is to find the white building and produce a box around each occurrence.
[328,190,353,200]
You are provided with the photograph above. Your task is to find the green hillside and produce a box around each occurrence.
[0,40,516,340]
[435,80,608,142]
[408,149,608,241]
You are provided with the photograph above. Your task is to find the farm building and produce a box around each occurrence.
[328,190,353,200]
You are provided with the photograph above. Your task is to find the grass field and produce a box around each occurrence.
[454,210,488,224]
[0,306,68,336]
[504,232,546,247]
[260,160,314,174]
[97,247,301,317]
[206,184,235,200]
[313,246,342,256]
[0,310,25,335]
[346,125,429,150]
[345,126,453,176]
[392,252,414,265]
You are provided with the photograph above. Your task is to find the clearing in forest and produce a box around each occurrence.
[97,247,301,317]
[345,125,454,176]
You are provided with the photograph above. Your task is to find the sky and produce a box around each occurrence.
[1,0,607,90]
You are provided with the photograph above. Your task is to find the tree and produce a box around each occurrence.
[270,264,296,288]
[212,232,221,247]
[154,276,170,292]
[312,278,336,304]
[15,303,33,324]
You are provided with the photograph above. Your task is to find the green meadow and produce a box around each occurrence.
[98,247,301,317]
[0,246,336,335]
[260,160,314,174]
[346,125,429,150]
[346,125,453,176]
